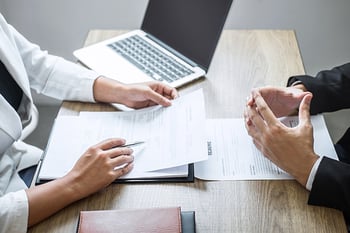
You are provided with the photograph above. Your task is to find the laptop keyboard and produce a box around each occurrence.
[107,35,194,83]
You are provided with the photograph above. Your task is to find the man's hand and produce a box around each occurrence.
[246,86,308,118]
[244,89,319,187]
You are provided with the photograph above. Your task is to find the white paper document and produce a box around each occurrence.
[195,115,338,180]
[39,89,207,180]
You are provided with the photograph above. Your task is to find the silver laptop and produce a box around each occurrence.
[73,0,233,87]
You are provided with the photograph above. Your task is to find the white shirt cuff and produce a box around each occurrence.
[290,80,303,86]
[0,190,29,233]
[306,157,322,191]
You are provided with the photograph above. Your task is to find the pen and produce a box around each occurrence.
[118,141,146,148]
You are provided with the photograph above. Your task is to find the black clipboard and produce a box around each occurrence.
[36,163,194,185]
[112,163,194,183]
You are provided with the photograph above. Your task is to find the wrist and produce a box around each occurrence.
[93,76,125,103]
[59,172,90,201]
[295,153,320,187]
[305,156,322,190]
[290,80,307,92]
[293,84,307,92]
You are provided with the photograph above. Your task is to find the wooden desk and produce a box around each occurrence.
[29,30,347,233]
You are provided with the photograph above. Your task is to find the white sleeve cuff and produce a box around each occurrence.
[0,190,29,233]
[290,80,303,86]
[41,56,100,102]
[306,157,322,191]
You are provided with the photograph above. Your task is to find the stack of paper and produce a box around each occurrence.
[195,115,338,180]
[37,89,208,183]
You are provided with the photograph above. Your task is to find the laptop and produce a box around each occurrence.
[73,0,233,88]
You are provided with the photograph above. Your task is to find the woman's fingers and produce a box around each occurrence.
[96,138,126,150]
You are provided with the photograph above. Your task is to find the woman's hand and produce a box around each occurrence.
[26,138,134,226]
[93,77,178,108]
[65,138,134,197]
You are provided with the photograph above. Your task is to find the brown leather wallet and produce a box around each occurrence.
[77,207,182,233]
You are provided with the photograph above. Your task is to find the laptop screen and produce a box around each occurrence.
[141,0,233,71]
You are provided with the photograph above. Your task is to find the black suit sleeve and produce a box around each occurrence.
[286,63,350,214]
[287,62,350,114]
[308,157,350,214]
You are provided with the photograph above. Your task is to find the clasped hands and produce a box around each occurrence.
[244,86,319,187]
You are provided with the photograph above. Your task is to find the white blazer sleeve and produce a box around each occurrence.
[7,23,99,102]
[0,190,28,233]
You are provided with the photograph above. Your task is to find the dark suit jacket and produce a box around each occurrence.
[287,62,350,214]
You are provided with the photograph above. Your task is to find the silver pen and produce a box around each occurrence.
[118,141,146,148]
